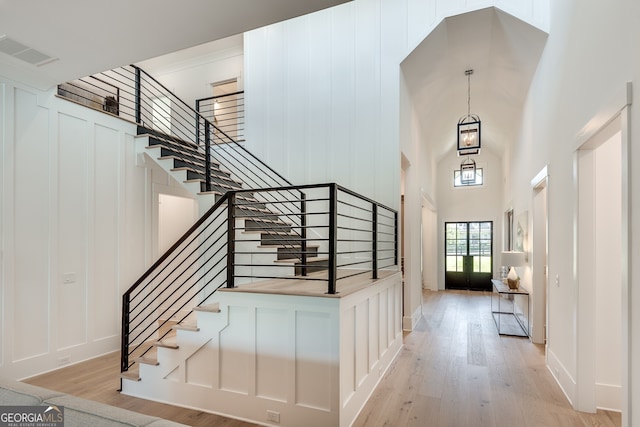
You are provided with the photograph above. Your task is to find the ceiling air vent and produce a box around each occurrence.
[0,35,57,66]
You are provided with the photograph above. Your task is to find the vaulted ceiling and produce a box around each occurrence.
[401,7,548,160]
[0,0,351,90]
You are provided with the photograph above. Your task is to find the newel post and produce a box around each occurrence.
[226,192,236,288]
[327,184,338,294]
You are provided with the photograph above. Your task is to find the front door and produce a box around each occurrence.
[445,221,493,291]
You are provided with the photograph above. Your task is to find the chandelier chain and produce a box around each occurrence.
[466,69,473,117]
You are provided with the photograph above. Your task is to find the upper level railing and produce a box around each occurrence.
[121,182,398,374]
[196,92,244,143]
[58,65,288,193]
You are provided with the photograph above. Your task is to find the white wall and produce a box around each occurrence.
[436,148,503,289]
[507,0,635,420]
[0,78,191,380]
[137,35,244,112]
[243,0,547,332]
[243,1,401,209]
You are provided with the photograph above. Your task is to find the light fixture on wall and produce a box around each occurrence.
[460,157,476,184]
[457,69,481,155]
[501,251,525,289]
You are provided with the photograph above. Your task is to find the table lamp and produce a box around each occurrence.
[501,251,525,289]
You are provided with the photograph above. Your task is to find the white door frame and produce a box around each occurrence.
[573,84,630,421]
[530,167,548,346]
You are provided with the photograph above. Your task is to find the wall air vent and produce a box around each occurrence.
[0,35,57,66]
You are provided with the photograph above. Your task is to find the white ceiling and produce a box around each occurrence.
[0,0,351,90]
[401,7,548,160]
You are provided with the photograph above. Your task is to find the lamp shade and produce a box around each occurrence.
[501,251,525,267]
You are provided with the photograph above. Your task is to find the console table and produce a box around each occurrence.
[491,279,529,337]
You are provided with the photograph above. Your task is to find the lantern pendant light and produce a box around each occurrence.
[457,69,481,155]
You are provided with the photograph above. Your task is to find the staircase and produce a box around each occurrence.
[135,125,327,277]
[58,64,400,427]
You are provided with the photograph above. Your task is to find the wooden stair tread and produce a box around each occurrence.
[121,371,141,381]
[135,356,159,366]
[153,340,179,349]
[172,324,200,332]
[193,303,221,313]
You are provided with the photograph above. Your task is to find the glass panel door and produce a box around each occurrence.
[445,221,493,291]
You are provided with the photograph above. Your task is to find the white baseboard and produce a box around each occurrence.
[402,305,422,331]
[596,382,622,412]
[546,348,576,406]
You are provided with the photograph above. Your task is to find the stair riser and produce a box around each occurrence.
[199,181,243,192]
[260,235,304,246]
[276,247,318,260]
[243,218,289,232]
[187,170,242,187]
[147,136,203,159]
[172,157,225,173]
[214,192,255,201]
[295,260,329,276]
[159,147,208,167]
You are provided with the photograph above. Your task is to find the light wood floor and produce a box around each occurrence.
[24,290,621,427]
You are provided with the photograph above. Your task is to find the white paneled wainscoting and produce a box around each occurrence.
[121,272,403,427]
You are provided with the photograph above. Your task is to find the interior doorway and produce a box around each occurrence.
[576,114,623,413]
[210,79,242,142]
[531,168,548,345]
[444,221,493,291]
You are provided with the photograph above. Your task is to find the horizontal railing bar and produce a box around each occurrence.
[376,211,396,221]
[337,250,375,255]
[124,195,229,298]
[336,183,395,213]
[129,206,228,305]
[336,213,373,223]
[232,275,328,281]
[128,236,228,327]
[336,199,373,213]
[337,225,374,233]
[129,265,229,354]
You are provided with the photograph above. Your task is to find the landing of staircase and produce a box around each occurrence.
[221,269,399,298]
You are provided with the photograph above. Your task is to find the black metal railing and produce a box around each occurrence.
[57,66,288,193]
[121,183,397,375]
[58,67,398,380]
[196,92,244,143]
[59,66,310,265]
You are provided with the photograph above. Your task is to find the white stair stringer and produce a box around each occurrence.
[134,134,216,214]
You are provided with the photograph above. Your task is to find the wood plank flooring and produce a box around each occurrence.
[23,289,621,427]
[353,290,621,427]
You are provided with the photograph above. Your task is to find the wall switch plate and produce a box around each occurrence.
[63,273,76,284]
